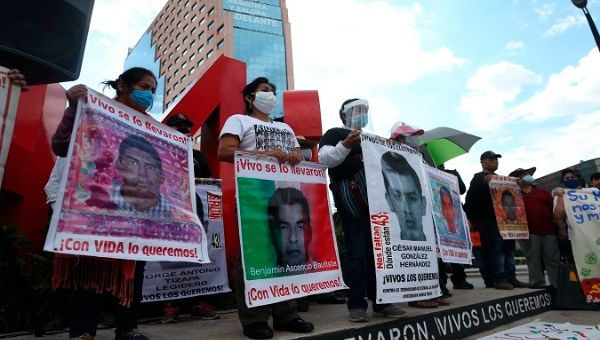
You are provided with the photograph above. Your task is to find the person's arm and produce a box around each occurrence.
[51,85,88,156]
[318,129,360,168]
[553,190,568,240]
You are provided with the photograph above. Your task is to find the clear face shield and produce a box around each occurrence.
[343,99,370,130]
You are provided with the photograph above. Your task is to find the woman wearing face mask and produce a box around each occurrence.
[50,67,157,340]
[553,168,585,264]
[218,77,311,339]
[318,99,406,323]
[510,167,559,288]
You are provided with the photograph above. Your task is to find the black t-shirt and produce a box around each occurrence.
[319,127,363,181]
[193,150,212,178]
[464,171,495,224]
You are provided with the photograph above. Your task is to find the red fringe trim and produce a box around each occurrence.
[51,254,136,307]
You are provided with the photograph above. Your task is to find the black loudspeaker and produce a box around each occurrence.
[0,0,95,85]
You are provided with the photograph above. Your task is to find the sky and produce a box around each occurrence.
[65,0,600,185]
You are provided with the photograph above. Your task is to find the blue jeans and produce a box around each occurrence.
[339,210,388,312]
[478,221,516,284]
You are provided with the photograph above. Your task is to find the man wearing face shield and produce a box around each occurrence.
[319,99,405,322]
[509,167,559,288]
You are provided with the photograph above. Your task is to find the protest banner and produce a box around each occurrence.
[489,176,529,239]
[235,152,345,307]
[0,66,22,186]
[142,180,231,302]
[479,321,600,339]
[563,188,600,304]
[43,88,208,262]
[426,165,472,264]
[361,133,440,303]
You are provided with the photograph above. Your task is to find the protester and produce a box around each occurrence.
[590,172,600,190]
[160,113,219,324]
[50,67,158,340]
[437,163,474,290]
[464,151,527,290]
[509,167,559,288]
[553,168,585,264]
[319,99,405,322]
[218,77,312,339]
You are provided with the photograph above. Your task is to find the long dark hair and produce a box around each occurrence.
[101,67,157,98]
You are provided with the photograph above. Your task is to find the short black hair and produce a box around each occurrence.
[118,134,162,171]
[439,186,451,201]
[339,98,359,124]
[242,77,277,114]
[560,168,584,185]
[381,151,422,196]
[590,172,600,182]
[501,189,515,203]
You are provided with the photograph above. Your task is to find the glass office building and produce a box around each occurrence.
[124,0,293,120]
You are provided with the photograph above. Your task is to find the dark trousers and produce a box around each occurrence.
[69,261,145,337]
[339,210,388,311]
[472,246,494,287]
[479,223,516,284]
[439,260,468,288]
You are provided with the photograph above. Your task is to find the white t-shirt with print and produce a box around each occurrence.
[219,114,299,153]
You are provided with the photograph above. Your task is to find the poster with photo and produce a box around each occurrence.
[426,165,472,264]
[0,66,22,185]
[361,133,440,303]
[489,176,529,239]
[235,153,345,307]
[43,88,208,262]
[142,180,231,302]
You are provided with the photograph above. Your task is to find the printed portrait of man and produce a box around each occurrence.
[111,134,171,218]
[267,187,312,275]
[500,189,517,223]
[439,186,458,234]
[381,151,427,241]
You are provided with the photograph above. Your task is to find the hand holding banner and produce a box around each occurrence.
[43,88,208,262]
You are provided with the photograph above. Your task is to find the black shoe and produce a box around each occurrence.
[453,281,474,289]
[508,279,530,288]
[273,318,314,333]
[243,322,273,339]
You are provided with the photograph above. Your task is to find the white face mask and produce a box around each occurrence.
[253,91,277,115]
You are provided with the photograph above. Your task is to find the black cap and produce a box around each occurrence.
[509,167,536,178]
[480,150,502,161]
[164,113,193,128]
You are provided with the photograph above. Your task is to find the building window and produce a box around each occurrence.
[208,7,214,16]
[200,4,205,13]
[218,24,224,34]
[207,35,213,44]
[191,15,197,23]
[198,58,205,66]
[198,31,204,40]
[200,17,205,26]
[183,23,188,31]
[189,67,195,75]
[177,21,182,28]
[190,53,196,61]
[208,21,214,30]
[191,3,196,10]
[207,49,214,58]
[181,75,187,83]
[191,27,196,35]
[198,44,204,52]
[182,62,187,69]
[217,39,224,49]
[176,45,181,51]
[183,49,188,56]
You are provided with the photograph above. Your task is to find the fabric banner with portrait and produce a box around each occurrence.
[489,176,529,239]
[142,180,231,302]
[361,133,440,303]
[563,189,600,304]
[0,66,22,186]
[235,152,345,307]
[425,165,472,264]
[43,88,208,262]
[479,321,600,340]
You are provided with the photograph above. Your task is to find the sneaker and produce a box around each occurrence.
[508,279,530,288]
[453,281,474,289]
[161,304,179,324]
[273,317,314,333]
[114,329,149,340]
[494,281,514,290]
[347,309,368,322]
[70,334,95,340]
[374,304,406,318]
[190,302,219,320]
[243,322,273,339]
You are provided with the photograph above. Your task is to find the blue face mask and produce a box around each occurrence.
[350,113,369,129]
[522,175,534,184]
[130,89,154,110]
[564,178,580,189]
